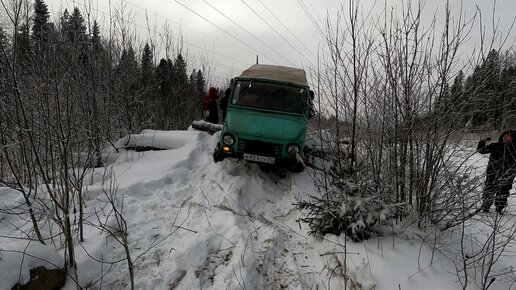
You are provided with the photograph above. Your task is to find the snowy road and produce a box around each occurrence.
[101,130,328,289]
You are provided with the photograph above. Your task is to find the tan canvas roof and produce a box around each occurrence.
[239,64,308,86]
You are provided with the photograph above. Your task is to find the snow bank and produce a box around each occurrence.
[0,240,64,288]
[114,129,198,150]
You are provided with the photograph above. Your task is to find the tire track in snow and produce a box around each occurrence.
[99,131,319,289]
[250,198,318,290]
[204,159,317,290]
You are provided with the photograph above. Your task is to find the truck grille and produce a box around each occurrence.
[238,139,283,157]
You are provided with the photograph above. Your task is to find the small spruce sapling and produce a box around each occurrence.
[297,179,400,242]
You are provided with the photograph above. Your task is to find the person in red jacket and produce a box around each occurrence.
[203,87,219,124]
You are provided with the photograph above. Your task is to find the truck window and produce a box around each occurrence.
[232,80,307,114]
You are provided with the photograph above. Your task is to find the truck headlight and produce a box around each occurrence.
[287,144,299,155]
[223,134,235,146]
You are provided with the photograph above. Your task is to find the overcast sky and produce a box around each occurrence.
[45,0,516,87]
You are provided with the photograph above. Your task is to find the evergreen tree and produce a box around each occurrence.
[140,43,155,128]
[173,54,188,88]
[188,69,199,117]
[156,58,171,129]
[194,69,206,119]
[483,49,501,90]
[67,7,87,43]
[449,70,464,121]
[173,54,191,128]
[0,26,9,91]
[91,21,103,55]
[450,71,464,102]
[500,65,516,128]
[0,25,7,58]
[483,49,502,129]
[141,43,153,87]
[463,50,502,128]
[115,45,140,132]
[166,58,175,115]
[65,7,88,64]
[15,23,31,64]
[31,0,50,54]
[156,58,171,98]
[189,69,196,85]
[195,69,205,97]
[60,9,70,37]
[167,58,174,81]
[463,66,479,126]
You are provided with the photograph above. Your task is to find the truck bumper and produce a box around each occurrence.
[213,145,305,172]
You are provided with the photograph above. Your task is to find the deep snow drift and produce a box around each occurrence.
[1,130,515,289]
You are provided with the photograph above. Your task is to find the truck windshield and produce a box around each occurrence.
[232,80,307,114]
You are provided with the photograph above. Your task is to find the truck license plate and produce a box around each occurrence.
[243,153,275,164]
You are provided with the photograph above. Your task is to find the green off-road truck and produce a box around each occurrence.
[213,64,314,172]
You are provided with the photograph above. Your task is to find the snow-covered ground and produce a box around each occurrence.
[1,130,515,289]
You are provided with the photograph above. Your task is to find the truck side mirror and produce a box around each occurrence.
[309,90,315,100]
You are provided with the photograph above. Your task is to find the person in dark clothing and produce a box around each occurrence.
[219,88,231,122]
[203,87,219,124]
[477,130,516,213]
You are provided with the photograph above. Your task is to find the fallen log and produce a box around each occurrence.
[191,120,223,134]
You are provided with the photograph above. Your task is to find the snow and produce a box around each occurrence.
[0,130,514,289]
[0,239,64,286]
